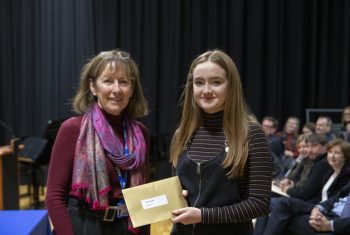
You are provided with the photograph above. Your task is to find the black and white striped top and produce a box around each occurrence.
[188,111,226,163]
[188,111,272,224]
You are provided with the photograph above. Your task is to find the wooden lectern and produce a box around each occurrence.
[0,139,20,210]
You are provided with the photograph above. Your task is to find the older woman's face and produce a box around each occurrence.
[192,61,228,114]
[327,145,345,171]
[90,62,133,115]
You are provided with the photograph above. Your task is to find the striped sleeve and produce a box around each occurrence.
[201,123,272,224]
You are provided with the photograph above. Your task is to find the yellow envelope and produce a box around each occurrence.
[122,176,187,227]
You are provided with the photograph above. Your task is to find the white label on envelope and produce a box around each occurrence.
[141,194,168,209]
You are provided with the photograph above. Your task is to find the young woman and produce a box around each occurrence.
[169,50,272,235]
[46,50,149,235]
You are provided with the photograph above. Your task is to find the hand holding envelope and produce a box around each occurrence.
[122,176,188,227]
[171,206,202,225]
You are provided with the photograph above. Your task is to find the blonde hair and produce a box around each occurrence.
[170,50,252,178]
[72,49,148,118]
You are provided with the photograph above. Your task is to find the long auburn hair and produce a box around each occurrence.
[170,50,253,178]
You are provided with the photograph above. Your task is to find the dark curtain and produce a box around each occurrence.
[1,0,349,147]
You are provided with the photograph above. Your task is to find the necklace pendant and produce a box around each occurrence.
[225,140,229,152]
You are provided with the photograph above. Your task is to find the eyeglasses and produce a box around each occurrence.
[99,50,130,60]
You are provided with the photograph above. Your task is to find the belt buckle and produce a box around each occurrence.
[103,206,118,222]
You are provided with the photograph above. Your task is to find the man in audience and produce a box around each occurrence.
[262,116,284,179]
[262,116,284,157]
[316,116,335,141]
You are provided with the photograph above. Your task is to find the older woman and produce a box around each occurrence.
[46,50,149,235]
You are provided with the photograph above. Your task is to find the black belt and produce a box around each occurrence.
[67,196,128,222]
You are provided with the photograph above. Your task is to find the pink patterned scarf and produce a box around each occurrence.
[71,104,147,210]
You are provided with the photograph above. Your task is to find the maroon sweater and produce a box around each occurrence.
[45,113,149,235]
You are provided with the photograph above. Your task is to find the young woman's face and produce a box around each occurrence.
[327,145,345,171]
[192,61,228,114]
[90,62,133,115]
[298,141,309,157]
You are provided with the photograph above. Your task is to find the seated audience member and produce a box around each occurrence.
[279,116,300,158]
[302,122,315,136]
[253,133,331,235]
[262,116,284,157]
[287,181,350,235]
[261,139,350,235]
[341,123,350,143]
[282,133,331,199]
[282,134,308,179]
[340,106,350,143]
[316,116,335,141]
[262,116,284,178]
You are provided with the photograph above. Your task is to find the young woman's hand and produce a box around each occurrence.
[182,190,188,197]
[171,207,202,225]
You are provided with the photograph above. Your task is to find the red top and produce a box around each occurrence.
[45,114,149,235]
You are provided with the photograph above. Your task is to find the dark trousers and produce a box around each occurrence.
[67,197,132,235]
[287,214,336,235]
[254,196,282,235]
[262,197,314,235]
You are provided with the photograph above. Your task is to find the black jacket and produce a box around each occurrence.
[319,181,350,235]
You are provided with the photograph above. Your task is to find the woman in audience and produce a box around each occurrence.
[302,122,315,136]
[278,134,308,185]
[279,116,300,158]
